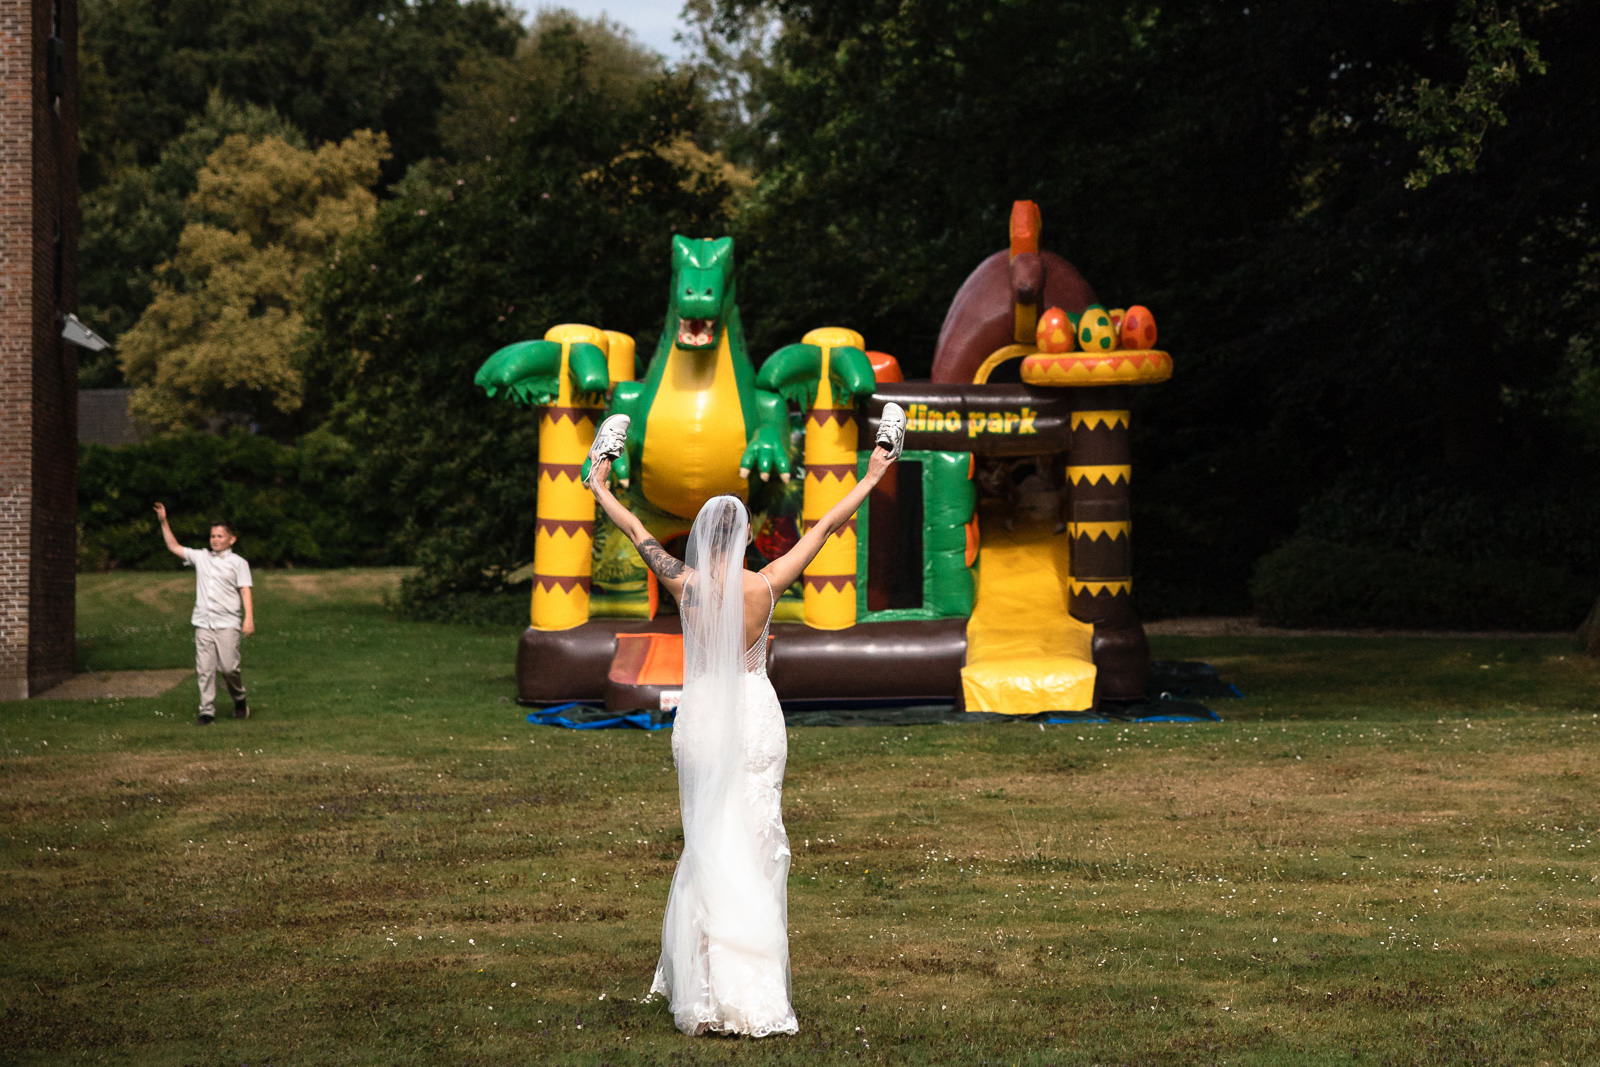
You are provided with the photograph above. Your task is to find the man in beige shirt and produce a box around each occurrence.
[154,503,255,725]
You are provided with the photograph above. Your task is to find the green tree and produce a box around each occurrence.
[78,0,521,188]
[440,8,753,206]
[707,0,1596,615]
[119,130,390,434]
[1384,0,1549,190]
[439,7,664,162]
[76,93,307,384]
[718,0,1165,362]
[678,0,786,166]
[305,23,738,619]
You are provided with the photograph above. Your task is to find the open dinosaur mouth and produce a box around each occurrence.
[677,317,715,348]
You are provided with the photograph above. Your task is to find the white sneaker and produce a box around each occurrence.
[589,413,630,465]
[875,401,906,461]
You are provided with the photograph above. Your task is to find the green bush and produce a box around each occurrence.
[77,428,395,571]
[393,531,532,626]
[1250,537,1592,630]
[1294,470,1600,576]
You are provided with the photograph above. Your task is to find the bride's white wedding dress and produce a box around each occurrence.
[649,570,798,1037]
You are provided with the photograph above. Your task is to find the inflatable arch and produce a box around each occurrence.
[475,202,1171,714]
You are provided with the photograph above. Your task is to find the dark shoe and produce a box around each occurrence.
[233,701,250,719]
[197,712,215,725]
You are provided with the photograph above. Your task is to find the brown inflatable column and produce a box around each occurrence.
[1065,386,1149,702]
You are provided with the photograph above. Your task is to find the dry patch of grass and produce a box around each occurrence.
[33,669,192,701]
[262,568,409,604]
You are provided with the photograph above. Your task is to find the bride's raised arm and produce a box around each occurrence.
[760,443,897,593]
[587,455,691,602]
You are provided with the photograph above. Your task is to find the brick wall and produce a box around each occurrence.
[1,0,78,700]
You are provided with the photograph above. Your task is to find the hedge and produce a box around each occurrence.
[77,429,398,571]
[1250,536,1592,631]
[1292,469,1600,577]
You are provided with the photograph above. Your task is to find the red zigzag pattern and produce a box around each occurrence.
[535,518,594,537]
[542,406,601,426]
[538,463,585,483]
[534,575,593,594]
[805,463,857,482]
[805,409,854,428]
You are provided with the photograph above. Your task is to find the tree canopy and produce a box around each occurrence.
[78,0,521,187]
[715,0,1599,610]
[304,23,739,615]
[76,0,524,380]
[76,92,309,381]
[118,130,389,433]
[74,0,1600,625]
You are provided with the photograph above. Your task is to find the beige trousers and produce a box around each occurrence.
[195,627,246,717]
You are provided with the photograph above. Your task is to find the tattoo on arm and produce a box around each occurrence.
[637,538,686,581]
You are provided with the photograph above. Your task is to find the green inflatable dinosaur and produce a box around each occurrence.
[598,235,792,518]
[477,233,878,525]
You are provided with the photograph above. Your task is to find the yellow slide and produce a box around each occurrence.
[961,516,1096,713]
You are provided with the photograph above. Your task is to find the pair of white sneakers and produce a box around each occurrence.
[585,402,906,471]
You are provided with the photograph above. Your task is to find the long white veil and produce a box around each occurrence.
[658,494,785,1011]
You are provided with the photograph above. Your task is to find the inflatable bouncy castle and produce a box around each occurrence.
[475,202,1171,714]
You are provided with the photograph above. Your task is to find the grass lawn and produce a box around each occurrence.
[2,570,1597,1065]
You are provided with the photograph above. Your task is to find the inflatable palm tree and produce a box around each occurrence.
[757,328,877,628]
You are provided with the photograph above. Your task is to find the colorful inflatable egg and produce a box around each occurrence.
[1108,308,1126,334]
[1119,305,1158,350]
[1035,306,1075,353]
[1077,304,1117,352]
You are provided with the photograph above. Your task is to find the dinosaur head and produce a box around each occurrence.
[670,235,734,350]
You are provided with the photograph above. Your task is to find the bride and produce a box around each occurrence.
[585,405,903,1036]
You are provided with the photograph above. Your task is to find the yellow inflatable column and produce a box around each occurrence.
[800,327,863,629]
[602,330,635,387]
[531,324,625,630]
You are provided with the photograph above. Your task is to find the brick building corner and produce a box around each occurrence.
[1,0,79,700]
